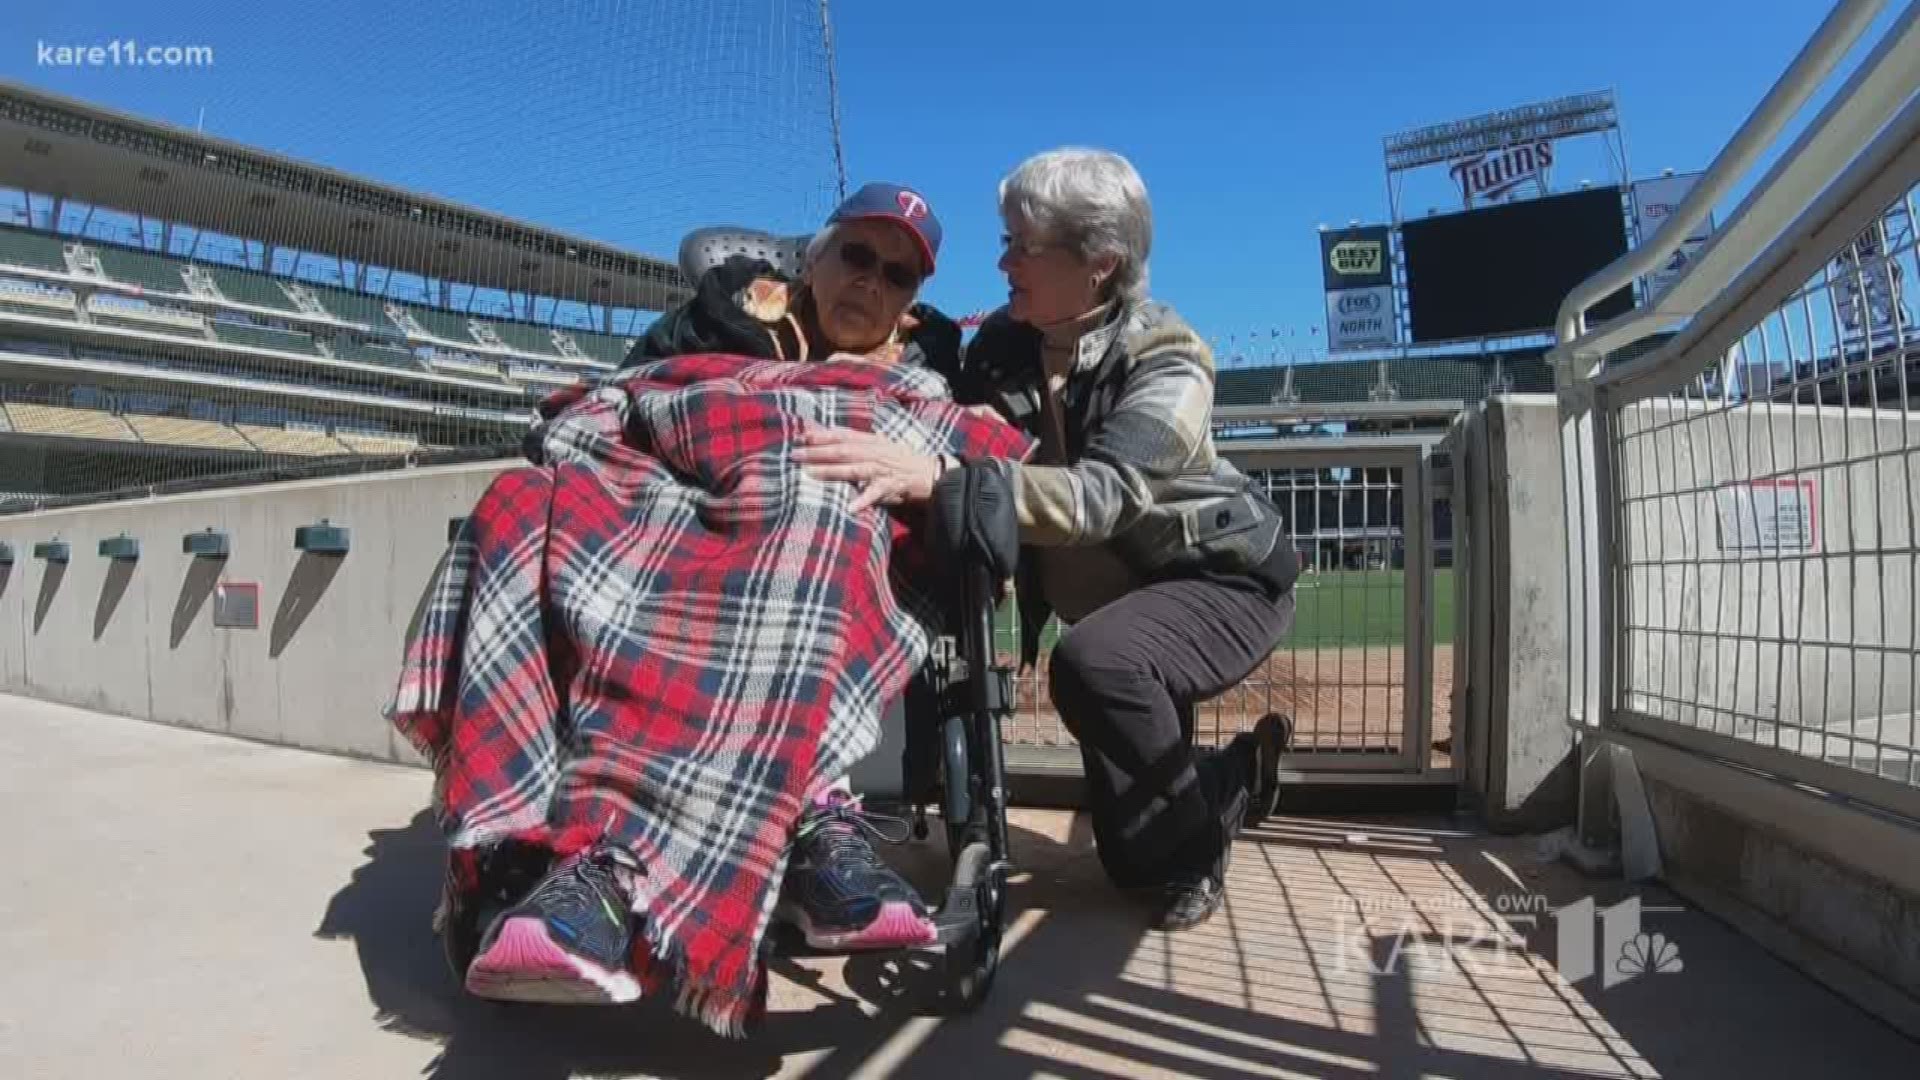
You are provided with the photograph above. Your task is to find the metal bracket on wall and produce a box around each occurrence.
[294,519,350,555]
[33,540,69,564]
[183,528,231,558]
[98,534,140,561]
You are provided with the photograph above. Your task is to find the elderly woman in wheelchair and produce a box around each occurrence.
[620,182,964,957]
[390,181,1017,1035]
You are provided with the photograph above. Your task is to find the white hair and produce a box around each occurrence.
[800,222,842,275]
[998,147,1153,304]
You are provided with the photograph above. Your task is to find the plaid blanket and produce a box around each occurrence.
[387,353,1031,1036]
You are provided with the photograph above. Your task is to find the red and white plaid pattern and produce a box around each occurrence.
[387,354,1030,1036]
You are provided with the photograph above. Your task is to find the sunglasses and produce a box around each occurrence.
[837,240,921,291]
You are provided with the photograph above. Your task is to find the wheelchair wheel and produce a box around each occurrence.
[943,858,1006,1013]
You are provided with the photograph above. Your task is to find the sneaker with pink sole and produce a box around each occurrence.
[776,791,937,951]
[465,843,644,1004]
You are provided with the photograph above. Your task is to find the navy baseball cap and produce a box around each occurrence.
[827,181,941,275]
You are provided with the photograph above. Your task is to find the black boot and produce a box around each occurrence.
[1152,784,1248,932]
[1239,712,1293,827]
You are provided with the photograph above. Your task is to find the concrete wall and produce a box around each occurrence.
[1613,399,1920,757]
[0,462,510,766]
[1449,394,1578,833]
[0,460,910,791]
[1617,731,1920,1040]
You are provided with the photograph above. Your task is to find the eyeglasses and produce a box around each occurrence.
[837,240,921,291]
[999,234,1057,259]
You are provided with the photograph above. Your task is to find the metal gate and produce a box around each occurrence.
[1001,434,1448,782]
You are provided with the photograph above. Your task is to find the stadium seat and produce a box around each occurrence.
[0,227,69,274]
[426,352,511,384]
[405,305,479,345]
[125,414,255,452]
[334,429,420,455]
[1387,359,1496,400]
[329,337,429,372]
[507,364,581,391]
[84,295,208,336]
[0,281,79,321]
[1213,368,1287,406]
[94,245,192,295]
[1289,362,1376,402]
[211,320,324,357]
[307,285,401,331]
[487,320,562,357]
[570,330,636,366]
[4,402,139,442]
[235,424,351,456]
[210,267,302,313]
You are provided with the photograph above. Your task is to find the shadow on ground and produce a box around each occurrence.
[319,807,1919,1080]
[315,809,1113,1080]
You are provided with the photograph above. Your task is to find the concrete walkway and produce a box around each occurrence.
[3,693,1915,1079]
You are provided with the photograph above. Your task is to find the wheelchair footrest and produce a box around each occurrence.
[931,884,983,947]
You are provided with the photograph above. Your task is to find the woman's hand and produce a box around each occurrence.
[793,426,945,512]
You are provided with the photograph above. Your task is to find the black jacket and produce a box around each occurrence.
[622,255,965,383]
[956,302,1300,668]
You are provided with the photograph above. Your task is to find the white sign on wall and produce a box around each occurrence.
[1633,173,1713,301]
[1715,478,1817,553]
[1325,286,1395,351]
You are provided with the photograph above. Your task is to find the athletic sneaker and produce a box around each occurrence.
[777,791,937,951]
[465,842,644,1004]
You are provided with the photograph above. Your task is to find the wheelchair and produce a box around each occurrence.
[679,227,1018,1012]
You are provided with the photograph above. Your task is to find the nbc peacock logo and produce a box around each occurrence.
[1557,896,1686,989]
[1617,932,1685,977]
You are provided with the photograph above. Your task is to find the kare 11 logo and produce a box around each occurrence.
[1332,890,1684,990]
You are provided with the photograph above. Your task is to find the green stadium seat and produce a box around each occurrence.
[1387,359,1494,400]
[0,227,70,273]
[1290,361,1377,402]
[1505,355,1555,392]
[308,286,400,330]
[489,320,561,357]
[211,320,324,357]
[210,268,301,313]
[572,331,635,366]
[329,337,429,372]
[1213,367,1286,406]
[94,245,191,295]
[406,305,478,345]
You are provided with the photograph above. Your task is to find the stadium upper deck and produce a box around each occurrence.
[0,80,704,503]
[0,77,1551,504]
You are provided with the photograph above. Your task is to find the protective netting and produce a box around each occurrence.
[0,0,844,508]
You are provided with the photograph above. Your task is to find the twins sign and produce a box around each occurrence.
[1450,140,1555,207]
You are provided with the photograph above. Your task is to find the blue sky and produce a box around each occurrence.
[2,1,1871,354]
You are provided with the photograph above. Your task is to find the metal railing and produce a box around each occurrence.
[1553,0,1920,821]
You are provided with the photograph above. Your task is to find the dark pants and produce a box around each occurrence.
[1048,577,1296,888]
